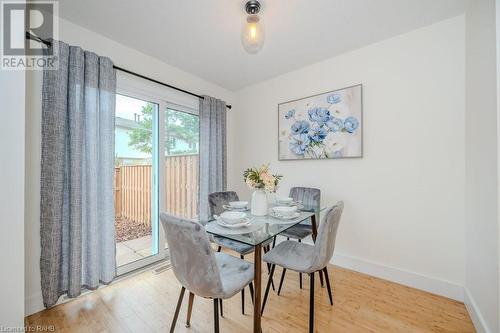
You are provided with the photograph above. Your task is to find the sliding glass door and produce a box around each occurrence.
[164,107,200,224]
[113,81,200,274]
[114,94,161,273]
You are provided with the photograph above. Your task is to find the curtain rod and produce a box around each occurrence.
[113,65,232,109]
[25,32,232,109]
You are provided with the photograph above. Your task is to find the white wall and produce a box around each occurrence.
[24,17,236,315]
[229,16,466,300]
[0,70,25,327]
[464,0,500,332]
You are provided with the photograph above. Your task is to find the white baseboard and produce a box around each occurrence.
[279,236,465,301]
[330,252,464,301]
[25,291,44,316]
[464,287,491,333]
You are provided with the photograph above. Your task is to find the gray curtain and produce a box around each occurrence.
[199,96,227,221]
[40,40,116,308]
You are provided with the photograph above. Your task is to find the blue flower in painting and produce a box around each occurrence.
[325,117,344,132]
[344,117,359,133]
[308,127,328,143]
[308,107,331,126]
[289,133,311,155]
[291,120,310,134]
[327,93,342,104]
[285,109,295,119]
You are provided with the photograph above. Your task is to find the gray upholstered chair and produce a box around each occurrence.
[277,187,321,291]
[208,191,275,313]
[160,213,254,333]
[261,202,344,333]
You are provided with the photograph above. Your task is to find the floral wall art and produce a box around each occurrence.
[278,84,363,160]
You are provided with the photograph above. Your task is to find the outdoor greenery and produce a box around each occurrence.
[128,103,199,155]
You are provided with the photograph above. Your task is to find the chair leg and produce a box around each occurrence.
[261,264,276,315]
[263,247,274,290]
[213,299,220,333]
[169,287,185,333]
[272,237,276,248]
[185,292,195,328]
[309,272,315,333]
[298,240,303,290]
[323,267,333,305]
[249,282,254,305]
[240,254,245,315]
[277,268,287,295]
[319,269,324,287]
[219,299,223,317]
[265,259,275,291]
[241,288,245,314]
[217,246,222,252]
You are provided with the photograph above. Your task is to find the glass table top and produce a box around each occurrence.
[202,204,328,246]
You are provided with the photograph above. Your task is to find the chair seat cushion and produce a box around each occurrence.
[263,240,315,273]
[280,224,312,239]
[215,252,254,299]
[213,236,255,255]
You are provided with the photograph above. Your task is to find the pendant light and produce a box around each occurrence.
[241,1,265,54]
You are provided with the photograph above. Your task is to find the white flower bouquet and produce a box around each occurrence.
[243,163,282,193]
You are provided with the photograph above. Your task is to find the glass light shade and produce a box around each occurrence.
[241,14,265,54]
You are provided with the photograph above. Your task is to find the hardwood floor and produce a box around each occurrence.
[25,263,475,333]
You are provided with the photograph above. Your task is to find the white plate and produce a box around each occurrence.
[216,217,251,229]
[276,197,294,205]
[273,201,304,209]
[223,204,249,211]
[269,211,301,220]
[228,201,249,209]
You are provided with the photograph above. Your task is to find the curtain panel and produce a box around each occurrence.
[199,96,227,221]
[40,41,116,308]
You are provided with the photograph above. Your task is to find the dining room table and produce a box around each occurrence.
[203,202,327,333]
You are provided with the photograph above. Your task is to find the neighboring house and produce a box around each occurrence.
[167,136,198,155]
[115,117,150,165]
[115,117,196,165]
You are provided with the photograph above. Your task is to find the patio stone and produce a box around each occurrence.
[116,242,134,257]
[121,235,152,251]
[116,252,143,267]
[136,248,153,257]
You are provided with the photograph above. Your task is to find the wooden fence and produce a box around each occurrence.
[114,154,199,226]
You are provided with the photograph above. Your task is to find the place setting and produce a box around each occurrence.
[206,207,264,235]
[218,196,305,226]
[272,196,305,210]
[268,198,303,224]
[222,200,250,211]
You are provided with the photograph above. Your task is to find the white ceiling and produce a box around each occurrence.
[59,0,465,91]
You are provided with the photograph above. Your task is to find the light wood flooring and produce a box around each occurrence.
[25,262,475,333]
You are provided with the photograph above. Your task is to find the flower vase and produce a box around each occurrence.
[251,189,268,216]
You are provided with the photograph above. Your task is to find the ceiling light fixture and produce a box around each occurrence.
[242,0,265,54]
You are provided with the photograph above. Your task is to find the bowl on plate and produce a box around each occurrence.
[220,211,247,225]
[272,206,297,217]
[228,201,248,209]
[276,197,294,205]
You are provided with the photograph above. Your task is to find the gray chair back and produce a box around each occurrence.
[310,201,344,271]
[208,191,239,217]
[290,187,321,222]
[160,213,223,298]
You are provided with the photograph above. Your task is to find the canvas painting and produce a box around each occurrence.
[278,84,362,160]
